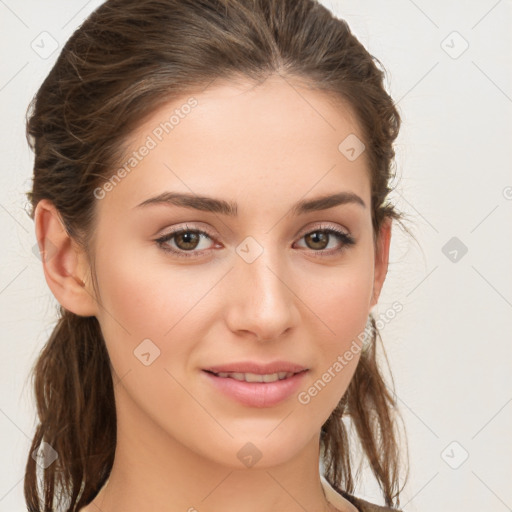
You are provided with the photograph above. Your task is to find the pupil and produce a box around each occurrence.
[178,232,199,249]
[307,231,328,250]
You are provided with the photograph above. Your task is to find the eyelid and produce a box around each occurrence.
[155,222,218,244]
[292,223,355,256]
[295,222,351,239]
[154,222,220,261]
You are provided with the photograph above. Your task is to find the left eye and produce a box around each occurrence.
[294,228,354,252]
[155,226,355,258]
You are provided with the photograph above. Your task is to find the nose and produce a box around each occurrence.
[224,247,299,342]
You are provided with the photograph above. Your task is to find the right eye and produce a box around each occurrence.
[155,225,218,258]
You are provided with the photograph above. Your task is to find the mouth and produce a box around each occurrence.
[201,367,309,408]
[203,369,307,383]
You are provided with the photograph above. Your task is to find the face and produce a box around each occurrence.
[87,75,387,469]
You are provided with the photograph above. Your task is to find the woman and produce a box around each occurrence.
[25,0,406,510]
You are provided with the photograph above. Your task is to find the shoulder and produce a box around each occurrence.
[320,474,402,512]
[340,492,402,512]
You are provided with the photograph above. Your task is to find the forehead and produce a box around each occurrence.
[97,75,371,217]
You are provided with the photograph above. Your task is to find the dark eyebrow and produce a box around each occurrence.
[291,191,366,214]
[134,191,365,215]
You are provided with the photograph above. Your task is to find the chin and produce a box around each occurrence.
[202,427,317,470]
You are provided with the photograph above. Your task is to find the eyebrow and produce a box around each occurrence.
[134,191,366,215]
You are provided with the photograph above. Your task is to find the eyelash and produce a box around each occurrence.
[155,224,355,259]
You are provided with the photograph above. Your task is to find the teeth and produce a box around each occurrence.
[215,371,295,382]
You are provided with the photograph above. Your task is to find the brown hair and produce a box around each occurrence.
[24,0,406,510]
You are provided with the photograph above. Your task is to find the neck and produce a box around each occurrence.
[86,385,335,512]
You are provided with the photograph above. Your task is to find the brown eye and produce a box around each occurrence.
[294,227,355,256]
[174,231,201,251]
[155,227,216,258]
[304,231,330,250]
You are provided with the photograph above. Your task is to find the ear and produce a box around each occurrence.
[370,218,392,308]
[34,199,98,317]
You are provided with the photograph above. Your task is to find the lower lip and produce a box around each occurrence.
[202,370,308,408]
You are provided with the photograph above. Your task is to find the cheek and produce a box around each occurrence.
[302,257,374,344]
[296,252,374,405]
[296,272,372,422]
[312,276,370,380]
[92,246,216,369]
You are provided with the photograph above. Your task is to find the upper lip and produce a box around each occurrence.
[203,361,308,375]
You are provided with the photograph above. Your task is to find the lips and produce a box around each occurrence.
[201,361,310,407]
[203,361,308,375]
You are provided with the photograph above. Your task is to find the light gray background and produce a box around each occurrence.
[1,1,511,511]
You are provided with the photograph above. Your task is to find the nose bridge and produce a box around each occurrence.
[227,237,298,340]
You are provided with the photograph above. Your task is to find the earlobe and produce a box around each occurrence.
[370,218,392,308]
[34,199,98,317]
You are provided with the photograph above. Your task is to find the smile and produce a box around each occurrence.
[209,371,296,382]
[202,369,309,407]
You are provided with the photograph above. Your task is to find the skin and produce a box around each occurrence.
[35,74,391,512]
